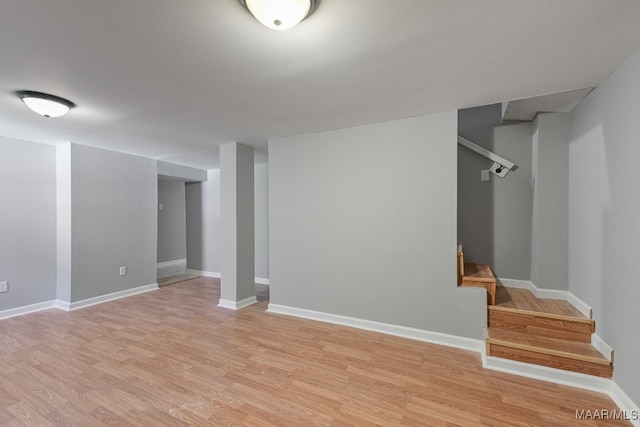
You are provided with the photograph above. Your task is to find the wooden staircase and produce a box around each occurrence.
[486,287,613,378]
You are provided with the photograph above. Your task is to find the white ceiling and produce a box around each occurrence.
[2,0,640,169]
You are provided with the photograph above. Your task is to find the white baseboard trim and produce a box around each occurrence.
[267,302,639,415]
[611,381,640,427]
[186,269,220,278]
[499,278,566,300]
[499,278,592,318]
[157,258,187,279]
[267,303,484,353]
[484,350,639,423]
[498,279,639,416]
[218,296,258,310]
[592,333,614,362]
[534,287,567,300]
[497,278,532,290]
[1,284,637,420]
[567,291,593,319]
[57,283,159,311]
[529,280,567,300]
[0,283,159,318]
[0,300,59,320]
[255,277,270,285]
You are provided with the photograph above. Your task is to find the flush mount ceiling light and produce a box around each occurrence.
[15,90,75,118]
[239,0,320,31]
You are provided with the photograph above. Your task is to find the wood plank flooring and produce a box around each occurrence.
[0,277,631,426]
[494,286,585,317]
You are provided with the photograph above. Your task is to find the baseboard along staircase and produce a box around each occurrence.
[485,286,613,378]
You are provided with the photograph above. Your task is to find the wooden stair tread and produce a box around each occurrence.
[457,249,496,305]
[489,305,593,325]
[462,262,495,282]
[487,327,609,365]
[493,287,587,319]
[485,286,612,378]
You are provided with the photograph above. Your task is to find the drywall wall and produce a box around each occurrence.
[530,128,540,287]
[59,144,157,302]
[157,180,186,264]
[255,163,269,280]
[569,47,640,405]
[186,169,221,274]
[457,104,503,266]
[157,160,207,182]
[269,112,486,339]
[186,165,269,280]
[220,143,255,302]
[491,123,533,280]
[458,105,533,280]
[0,137,57,311]
[57,143,72,302]
[531,113,569,290]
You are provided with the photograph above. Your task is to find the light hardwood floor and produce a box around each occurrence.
[0,277,630,426]
[494,286,585,317]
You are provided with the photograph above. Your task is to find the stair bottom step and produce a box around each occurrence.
[487,343,612,378]
[488,307,593,342]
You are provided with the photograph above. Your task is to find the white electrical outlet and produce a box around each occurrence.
[119,266,127,276]
[0,281,8,293]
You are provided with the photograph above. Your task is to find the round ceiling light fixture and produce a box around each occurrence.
[239,0,320,31]
[15,90,75,118]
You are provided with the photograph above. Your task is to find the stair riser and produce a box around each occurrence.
[487,343,613,378]
[489,310,593,343]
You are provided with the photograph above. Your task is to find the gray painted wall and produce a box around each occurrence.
[186,165,269,280]
[458,105,533,280]
[531,113,569,290]
[568,47,640,404]
[220,143,255,302]
[269,112,486,339]
[457,104,503,266]
[491,124,533,280]
[530,128,540,287]
[0,137,57,311]
[57,144,72,302]
[186,169,221,273]
[64,144,157,302]
[255,163,269,279]
[157,180,186,263]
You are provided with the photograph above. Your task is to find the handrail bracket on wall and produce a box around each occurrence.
[457,136,518,178]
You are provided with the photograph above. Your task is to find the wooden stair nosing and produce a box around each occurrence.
[489,312,594,330]
[488,305,593,325]
[486,343,613,378]
[485,336,611,366]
